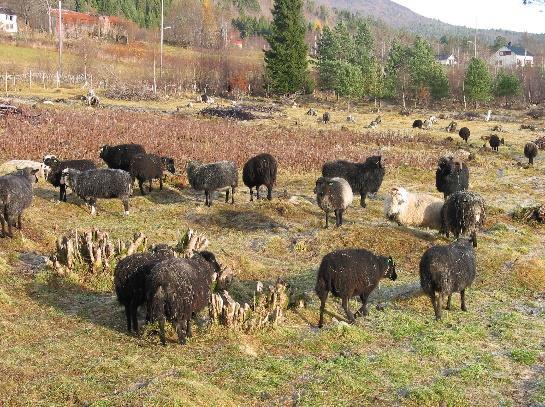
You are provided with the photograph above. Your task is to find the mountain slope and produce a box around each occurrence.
[318,0,545,43]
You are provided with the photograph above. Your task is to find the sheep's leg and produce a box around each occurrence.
[433,293,442,320]
[125,306,132,332]
[249,187,254,201]
[148,180,153,192]
[318,291,328,328]
[139,180,146,196]
[205,191,210,207]
[0,214,5,237]
[446,294,452,310]
[225,189,230,203]
[131,303,139,333]
[16,214,22,230]
[158,316,166,345]
[60,184,67,202]
[334,210,341,227]
[186,318,193,338]
[159,177,163,190]
[360,192,367,208]
[342,297,355,323]
[176,319,187,345]
[460,290,467,311]
[358,294,369,317]
[267,185,272,200]
[256,186,260,200]
[231,186,235,204]
[123,198,129,216]
[324,212,329,228]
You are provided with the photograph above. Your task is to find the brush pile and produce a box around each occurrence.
[200,106,257,121]
[513,204,545,223]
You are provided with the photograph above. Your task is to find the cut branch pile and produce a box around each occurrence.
[209,278,289,332]
[48,229,147,273]
[200,106,257,121]
[0,103,22,116]
[513,205,545,223]
[534,136,545,150]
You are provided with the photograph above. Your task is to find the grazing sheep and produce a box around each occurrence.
[306,108,317,116]
[114,250,174,333]
[422,119,432,130]
[186,161,238,207]
[368,116,381,128]
[0,160,48,181]
[524,142,538,165]
[146,251,221,345]
[99,144,146,172]
[442,191,485,247]
[429,116,438,124]
[491,124,503,132]
[242,153,277,201]
[347,115,355,123]
[413,119,423,129]
[322,156,385,208]
[489,135,504,151]
[61,168,132,215]
[315,249,397,327]
[384,187,443,230]
[43,156,96,202]
[323,112,330,124]
[0,168,39,237]
[314,177,353,228]
[129,154,176,195]
[445,121,457,133]
[459,127,470,143]
[435,157,470,199]
[419,236,476,320]
[201,94,215,104]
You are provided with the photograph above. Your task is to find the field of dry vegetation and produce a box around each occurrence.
[1,92,545,406]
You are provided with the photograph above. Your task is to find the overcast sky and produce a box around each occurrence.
[392,0,545,34]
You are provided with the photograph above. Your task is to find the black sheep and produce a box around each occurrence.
[242,153,277,201]
[459,127,470,143]
[43,156,96,202]
[315,249,397,327]
[435,157,470,199]
[99,143,146,172]
[442,191,485,247]
[146,251,221,345]
[0,168,39,238]
[524,142,538,165]
[114,250,173,333]
[489,134,504,151]
[129,154,175,195]
[323,112,330,124]
[412,119,423,129]
[322,156,385,207]
[419,237,476,320]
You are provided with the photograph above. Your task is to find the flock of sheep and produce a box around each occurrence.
[0,111,539,344]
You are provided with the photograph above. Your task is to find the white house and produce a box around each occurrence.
[437,53,457,66]
[0,7,17,34]
[492,43,533,68]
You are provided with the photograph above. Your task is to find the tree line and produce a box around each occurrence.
[264,0,535,108]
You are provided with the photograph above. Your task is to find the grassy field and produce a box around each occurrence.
[0,89,545,406]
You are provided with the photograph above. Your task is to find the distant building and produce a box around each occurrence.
[437,53,457,66]
[492,42,533,68]
[0,6,17,34]
[50,9,135,43]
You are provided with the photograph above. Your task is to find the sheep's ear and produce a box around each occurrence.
[388,256,395,266]
[32,169,40,174]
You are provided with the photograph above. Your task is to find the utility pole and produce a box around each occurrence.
[160,0,164,78]
[58,1,63,75]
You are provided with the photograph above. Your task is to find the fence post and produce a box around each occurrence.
[29,70,32,89]
[4,72,7,95]
[43,72,46,89]
[56,71,60,88]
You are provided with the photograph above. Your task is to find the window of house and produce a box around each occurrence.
[9,15,13,21]
[499,51,512,56]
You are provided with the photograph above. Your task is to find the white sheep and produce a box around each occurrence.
[384,187,443,230]
[0,160,49,181]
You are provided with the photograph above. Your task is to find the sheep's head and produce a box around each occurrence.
[161,157,176,174]
[385,256,397,281]
[365,155,383,170]
[384,187,408,221]
[99,145,109,158]
[60,168,78,186]
[42,154,59,167]
[313,176,331,197]
[16,167,40,184]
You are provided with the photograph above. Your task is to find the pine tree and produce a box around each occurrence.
[464,57,492,109]
[264,0,311,95]
[494,70,521,106]
[384,39,410,107]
